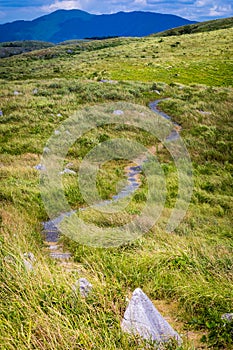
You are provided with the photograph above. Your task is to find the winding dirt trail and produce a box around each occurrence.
[42,99,180,262]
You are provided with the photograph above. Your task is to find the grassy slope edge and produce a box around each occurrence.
[153,16,233,37]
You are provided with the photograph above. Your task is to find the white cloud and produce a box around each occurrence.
[195,0,211,6]
[134,0,147,5]
[41,0,90,12]
[193,0,233,19]
[209,4,232,17]
[41,0,150,15]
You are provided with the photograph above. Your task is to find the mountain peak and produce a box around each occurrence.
[0,10,196,43]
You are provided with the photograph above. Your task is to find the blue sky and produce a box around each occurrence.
[0,0,232,24]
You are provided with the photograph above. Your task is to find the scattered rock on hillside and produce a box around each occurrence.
[13,90,20,95]
[221,313,233,322]
[60,168,76,175]
[0,110,3,116]
[198,110,211,115]
[100,79,118,84]
[34,163,46,171]
[113,110,124,115]
[121,288,181,346]
[72,278,93,297]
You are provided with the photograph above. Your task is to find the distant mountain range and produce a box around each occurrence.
[0,10,196,43]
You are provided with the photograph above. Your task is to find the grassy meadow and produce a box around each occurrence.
[0,26,233,349]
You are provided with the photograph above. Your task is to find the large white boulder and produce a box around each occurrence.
[121,288,181,346]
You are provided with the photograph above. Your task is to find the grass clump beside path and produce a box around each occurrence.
[0,26,233,349]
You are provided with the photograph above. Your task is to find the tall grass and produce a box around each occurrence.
[0,27,232,349]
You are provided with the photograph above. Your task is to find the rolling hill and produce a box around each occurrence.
[153,15,233,36]
[0,9,196,43]
[0,40,54,58]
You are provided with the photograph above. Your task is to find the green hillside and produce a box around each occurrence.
[153,16,233,37]
[0,40,54,58]
[0,27,232,349]
[1,28,232,86]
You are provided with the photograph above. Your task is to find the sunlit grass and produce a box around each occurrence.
[0,26,232,349]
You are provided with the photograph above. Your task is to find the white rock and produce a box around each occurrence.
[198,110,211,115]
[113,110,124,115]
[60,168,76,175]
[54,130,60,135]
[100,79,118,84]
[72,278,92,297]
[34,163,46,171]
[48,245,60,250]
[221,313,233,322]
[14,90,20,95]
[0,110,3,116]
[121,288,181,345]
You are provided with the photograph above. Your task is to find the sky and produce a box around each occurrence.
[0,0,232,24]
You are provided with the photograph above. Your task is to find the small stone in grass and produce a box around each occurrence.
[221,313,233,322]
[60,168,76,175]
[113,110,124,115]
[34,164,46,171]
[72,278,92,297]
